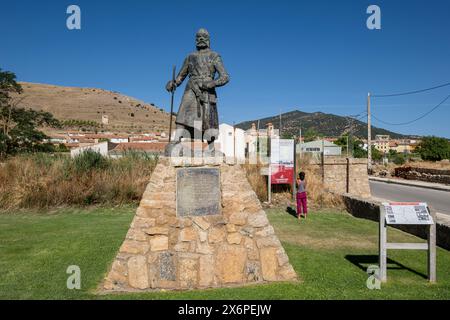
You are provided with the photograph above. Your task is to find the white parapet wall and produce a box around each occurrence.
[70,141,109,158]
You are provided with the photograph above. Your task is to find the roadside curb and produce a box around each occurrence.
[369,177,450,193]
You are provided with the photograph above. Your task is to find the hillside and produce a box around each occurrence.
[13,82,174,133]
[236,110,406,139]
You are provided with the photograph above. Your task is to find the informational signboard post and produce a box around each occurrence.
[379,202,436,283]
[268,139,295,203]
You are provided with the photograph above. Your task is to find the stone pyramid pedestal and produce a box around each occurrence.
[101,156,298,292]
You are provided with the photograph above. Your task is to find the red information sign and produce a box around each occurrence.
[270,164,294,184]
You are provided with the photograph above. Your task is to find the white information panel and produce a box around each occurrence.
[270,139,294,165]
[382,202,434,225]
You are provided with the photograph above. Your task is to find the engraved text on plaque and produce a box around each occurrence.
[176,167,221,217]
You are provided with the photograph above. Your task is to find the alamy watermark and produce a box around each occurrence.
[66,265,81,289]
[366,265,381,290]
[366,5,381,30]
[66,5,81,30]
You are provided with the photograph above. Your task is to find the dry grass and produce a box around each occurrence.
[408,160,450,170]
[297,154,344,209]
[242,162,268,202]
[0,152,158,211]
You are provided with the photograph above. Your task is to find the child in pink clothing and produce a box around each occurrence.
[296,172,308,219]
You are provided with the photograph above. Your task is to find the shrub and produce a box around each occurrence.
[393,153,406,165]
[418,136,450,161]
[73,150,109,173]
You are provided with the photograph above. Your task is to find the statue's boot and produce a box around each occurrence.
[203,142,224,158]
[164,142,183,157]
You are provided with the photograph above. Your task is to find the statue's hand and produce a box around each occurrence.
[166,80,176,92]
[201,80,216,90]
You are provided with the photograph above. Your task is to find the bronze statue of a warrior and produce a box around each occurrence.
[165,28,230,156]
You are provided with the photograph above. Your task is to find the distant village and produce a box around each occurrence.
[44,122,421,160]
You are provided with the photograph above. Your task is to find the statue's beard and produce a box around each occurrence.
[196,41,209,50]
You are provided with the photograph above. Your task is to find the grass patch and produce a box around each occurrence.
[0,207,449,299]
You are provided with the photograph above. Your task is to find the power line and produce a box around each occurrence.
[371,94,450,126]
[372,81,450,97]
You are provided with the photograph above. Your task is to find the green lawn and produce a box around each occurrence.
[0,206,449,299]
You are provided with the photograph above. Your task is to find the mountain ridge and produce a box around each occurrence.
[236,109,408,139]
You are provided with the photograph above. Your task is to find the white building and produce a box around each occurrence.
[110,136,129,143]
[297,139,342,156]
[245,122,279,158]
[218,123,245,160]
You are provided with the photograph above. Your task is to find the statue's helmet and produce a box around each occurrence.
[196,28,210,49]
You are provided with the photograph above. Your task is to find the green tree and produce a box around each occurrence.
[393,153,406,165]
[371,145,382,161]
[281,132,293,139]
[0,69,60,158]
[417,136,450,161]
[335,135,367,158]
[353,140,367,158]
[0,68,23,104]
[303,128,320,142]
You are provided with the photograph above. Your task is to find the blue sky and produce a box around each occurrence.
[1,0,449,137]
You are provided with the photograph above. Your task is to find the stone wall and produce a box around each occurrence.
[342,194,450,251]
[102,157,297,292]
[309,157,371,198]
[394,167,450,185]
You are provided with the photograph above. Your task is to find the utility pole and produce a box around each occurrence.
[346,135,349,158]
[349,116,353,158]
[367,92,372,172]
[257,119,260,154]
[298,127,302,159]
[233,121,236,159]
[279,109,282,138]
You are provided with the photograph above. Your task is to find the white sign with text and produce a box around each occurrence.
[382,202,434,225]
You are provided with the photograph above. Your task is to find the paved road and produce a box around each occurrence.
[370,180,450,215]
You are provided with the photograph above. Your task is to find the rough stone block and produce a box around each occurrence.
[199,255,215,287]
[256,236,281,248]
[150,235,169,251]
[128,256,149,289]
[126,228,148,241]
[260,247,278,281]
[120,240,149,255]
[179,257,198,288]
[246,261,262,282]
[248,211,269,228]
[279,264,298,280]
[229,212,247,226]
[145,227,169,235]
[215,246,247,284]
[180,227,197,242]
[159,251,176,281]
[208,226,226,244]
[192,216,211,230]
[227,232,242,245]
